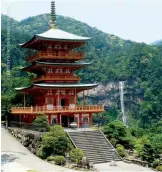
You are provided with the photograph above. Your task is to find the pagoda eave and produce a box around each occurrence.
[22,61,92,73]
[15,83,98,94]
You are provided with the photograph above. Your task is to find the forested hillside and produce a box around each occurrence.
[1,14,162,127]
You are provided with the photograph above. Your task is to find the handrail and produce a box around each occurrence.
[99,129,122,160]
[27,51,84,62]
[32,75,80,82]
[66,132,77,148]
[12,105,104,114]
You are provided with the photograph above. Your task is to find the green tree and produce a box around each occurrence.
[38,125,72,158]
[70,148,84,165]
[32,114,49,132]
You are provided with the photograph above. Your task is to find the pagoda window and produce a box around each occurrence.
[55,68,63,73]
[47,68,53,73]
[65,69,70,73]
[69,90,74,95]
[61,90,65,95]
[47,90,53,95]
[64,45,67,50]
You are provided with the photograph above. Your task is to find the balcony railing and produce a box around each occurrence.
[12,105,104,114]
[32,75,80,82]
[27,51,84,62]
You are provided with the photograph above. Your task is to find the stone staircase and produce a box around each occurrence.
[67,129,122,164]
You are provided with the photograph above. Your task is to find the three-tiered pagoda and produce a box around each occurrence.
[11,1,104,128]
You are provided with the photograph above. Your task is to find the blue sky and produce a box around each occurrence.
[1,0,162,44]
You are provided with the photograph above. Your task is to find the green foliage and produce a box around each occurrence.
[116,144,123,148]
[149,134,162,152]
[156,166,162,171]
[104,120,132,148]
[39,125,72,158]
[140,143,160,165]
[152,159,160,169]
[116,146,125,157]
[32,114,49,132]
[69,148,84,165]
[46,156,55,161]
[53,156,66,165]
[36,146,48,159]
[110,138,117,147]
[93,107,119,124]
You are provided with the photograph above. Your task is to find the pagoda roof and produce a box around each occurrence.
[15,83,98,92]
[34,83,97,88]
[20,28,90,49]
[36,61,92,66]
[22,61,92,73]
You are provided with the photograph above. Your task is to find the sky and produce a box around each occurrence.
[1,0,162,44]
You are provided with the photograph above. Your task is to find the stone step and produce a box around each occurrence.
[67,130,121,164]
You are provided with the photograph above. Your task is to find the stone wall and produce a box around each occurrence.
[8,127,44,155]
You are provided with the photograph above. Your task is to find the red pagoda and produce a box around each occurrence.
[11,1,104,128]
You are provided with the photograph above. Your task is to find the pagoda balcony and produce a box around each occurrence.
[32,75,80,82]
[27,51,84,62]
[11,105,104,114]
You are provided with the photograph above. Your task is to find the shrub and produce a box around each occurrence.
[36,146,48,159]
[110,138,117,147]
[116,144,123,148]
[70,148,84,165]
[32,114,49,132]
[116,146,125,157]
[152,159,160,169]
[46,156,55,161]
[53,156,66,165]
[156,166,162,171]
[150,134,162,152]
[39,125,72,157]
[140,143,160,165]
[104,120,132,148]
[134,143,143,156]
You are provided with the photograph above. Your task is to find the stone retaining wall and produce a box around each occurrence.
[8,127,44,155]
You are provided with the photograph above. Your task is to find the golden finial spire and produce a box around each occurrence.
[49,1,57,29]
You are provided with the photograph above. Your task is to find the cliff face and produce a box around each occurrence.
[79,81,143,114]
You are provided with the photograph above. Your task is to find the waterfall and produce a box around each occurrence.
[119,81,127,125]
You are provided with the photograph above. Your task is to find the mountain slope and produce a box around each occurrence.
[151,39,162,46]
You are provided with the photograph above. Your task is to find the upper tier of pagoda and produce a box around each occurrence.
[20,28,90,50]
[15,1,98,94]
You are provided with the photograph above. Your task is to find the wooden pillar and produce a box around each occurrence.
[19,114,21,127]
[60,114,62,126]
[21,115,24,126]
[89,113,92,127]
[83,91,85,105]
[48,114,51,125]
[57,88,60,106]
[57,114,60,125]
[79,113,82,128]
[74,88,77,106]
[23,93,26,107]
